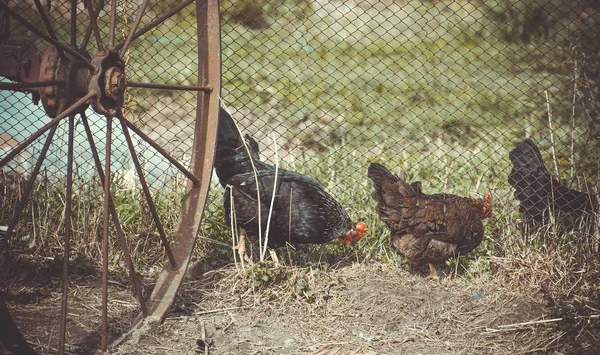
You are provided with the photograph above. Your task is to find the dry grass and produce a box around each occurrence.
[2,144,600,354]
[1,228,599,354]
[113,260,565,354]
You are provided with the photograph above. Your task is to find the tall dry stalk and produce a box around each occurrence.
[220,104,264,261]
[228,185,244,270]
[261,132,280,261]
[220,105,285,263]
[545,90,560,178]
[570,58,578,182]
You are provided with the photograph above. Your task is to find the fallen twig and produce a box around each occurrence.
[193,306,247,315]
[485,318,562,332]
[199,318,209,355]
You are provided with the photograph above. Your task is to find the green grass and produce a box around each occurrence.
[3,137,595,273]
[2,2,599,349]
[3,0,597,279]
[217,2,572,148]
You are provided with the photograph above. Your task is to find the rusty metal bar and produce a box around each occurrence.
[108,0,116,48]
[0,3,96,72]
[101,115,112,352]
[83,0,103,52]
[114,0,194,51]
[33,0,64,57]
[82,0,104,51]
[0,98,65,252]
[119,0,151,57]
[125,81,213,92]
[120,118,200,186]
[70,0,76,48]
[117,113,178,269]
[0,125,58,251]
[58,115,75,355]
[0,80,65,90]
[0,91,96,169]
[80,112,147,317]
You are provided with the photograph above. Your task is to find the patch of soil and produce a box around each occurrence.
[0,255,573,355]
[0,253,138,354]
[114,261,557,355]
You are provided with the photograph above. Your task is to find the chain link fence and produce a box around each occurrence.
[0,0,199,261]
[216,0,600,252]
[1,0,599,263]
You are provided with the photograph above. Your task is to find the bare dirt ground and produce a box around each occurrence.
[1,253,570,355]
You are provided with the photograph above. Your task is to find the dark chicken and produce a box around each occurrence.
[214,108,366,248]
[508,138,596,231]
[368,163,492,279]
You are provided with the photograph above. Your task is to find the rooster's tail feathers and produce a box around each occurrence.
[244,134,260,160]
[215,108,256,186]
[217,107,243,147]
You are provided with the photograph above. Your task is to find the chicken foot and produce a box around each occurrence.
[426,263,440,281]
[234,229,252,267]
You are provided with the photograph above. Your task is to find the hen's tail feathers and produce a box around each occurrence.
[367,163,399,185]
[215,108,260,187]
[368,163,416,197]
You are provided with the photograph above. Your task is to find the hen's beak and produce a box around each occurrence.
[341,231,355,245]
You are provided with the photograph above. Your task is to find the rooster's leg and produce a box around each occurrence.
[235,229,252,265]
[426,263,440,280]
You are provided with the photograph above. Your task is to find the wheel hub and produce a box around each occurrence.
[36,47,127,117]
[38,45,91,118]
[105,66,125,101]
[89,49,125,115]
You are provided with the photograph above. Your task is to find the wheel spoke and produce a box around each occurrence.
[120,117,200,186]
[70,0,77,47]
[58,115,75,355]
[126,81,212,92]
[101,115,112,352]
[108,0,117,48]
[81,112,147,317]
[0,80,65,90]
[0,91,96,171]
[0,3,95,72]
[0,99,63,252]
[117,112,177,269]
[0,125,58,251]
[114,0,194,52]
[33,0,63,57]
[82,0,105,51]
[119,0,151,57]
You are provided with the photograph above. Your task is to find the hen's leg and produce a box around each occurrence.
[426,263,440,280]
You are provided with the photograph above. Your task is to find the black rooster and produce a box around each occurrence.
[508,138,596,231]
[214,108,366,248]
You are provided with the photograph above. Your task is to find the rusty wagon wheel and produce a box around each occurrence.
[0,0,220,353]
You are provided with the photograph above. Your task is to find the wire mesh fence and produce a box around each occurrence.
[0,0,200,261]
[216,0,600,249]
[0,0,599,264]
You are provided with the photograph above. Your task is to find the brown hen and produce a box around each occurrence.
[368,163,492,279]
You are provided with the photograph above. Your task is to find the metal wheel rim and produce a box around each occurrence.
[0,0,221,353]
